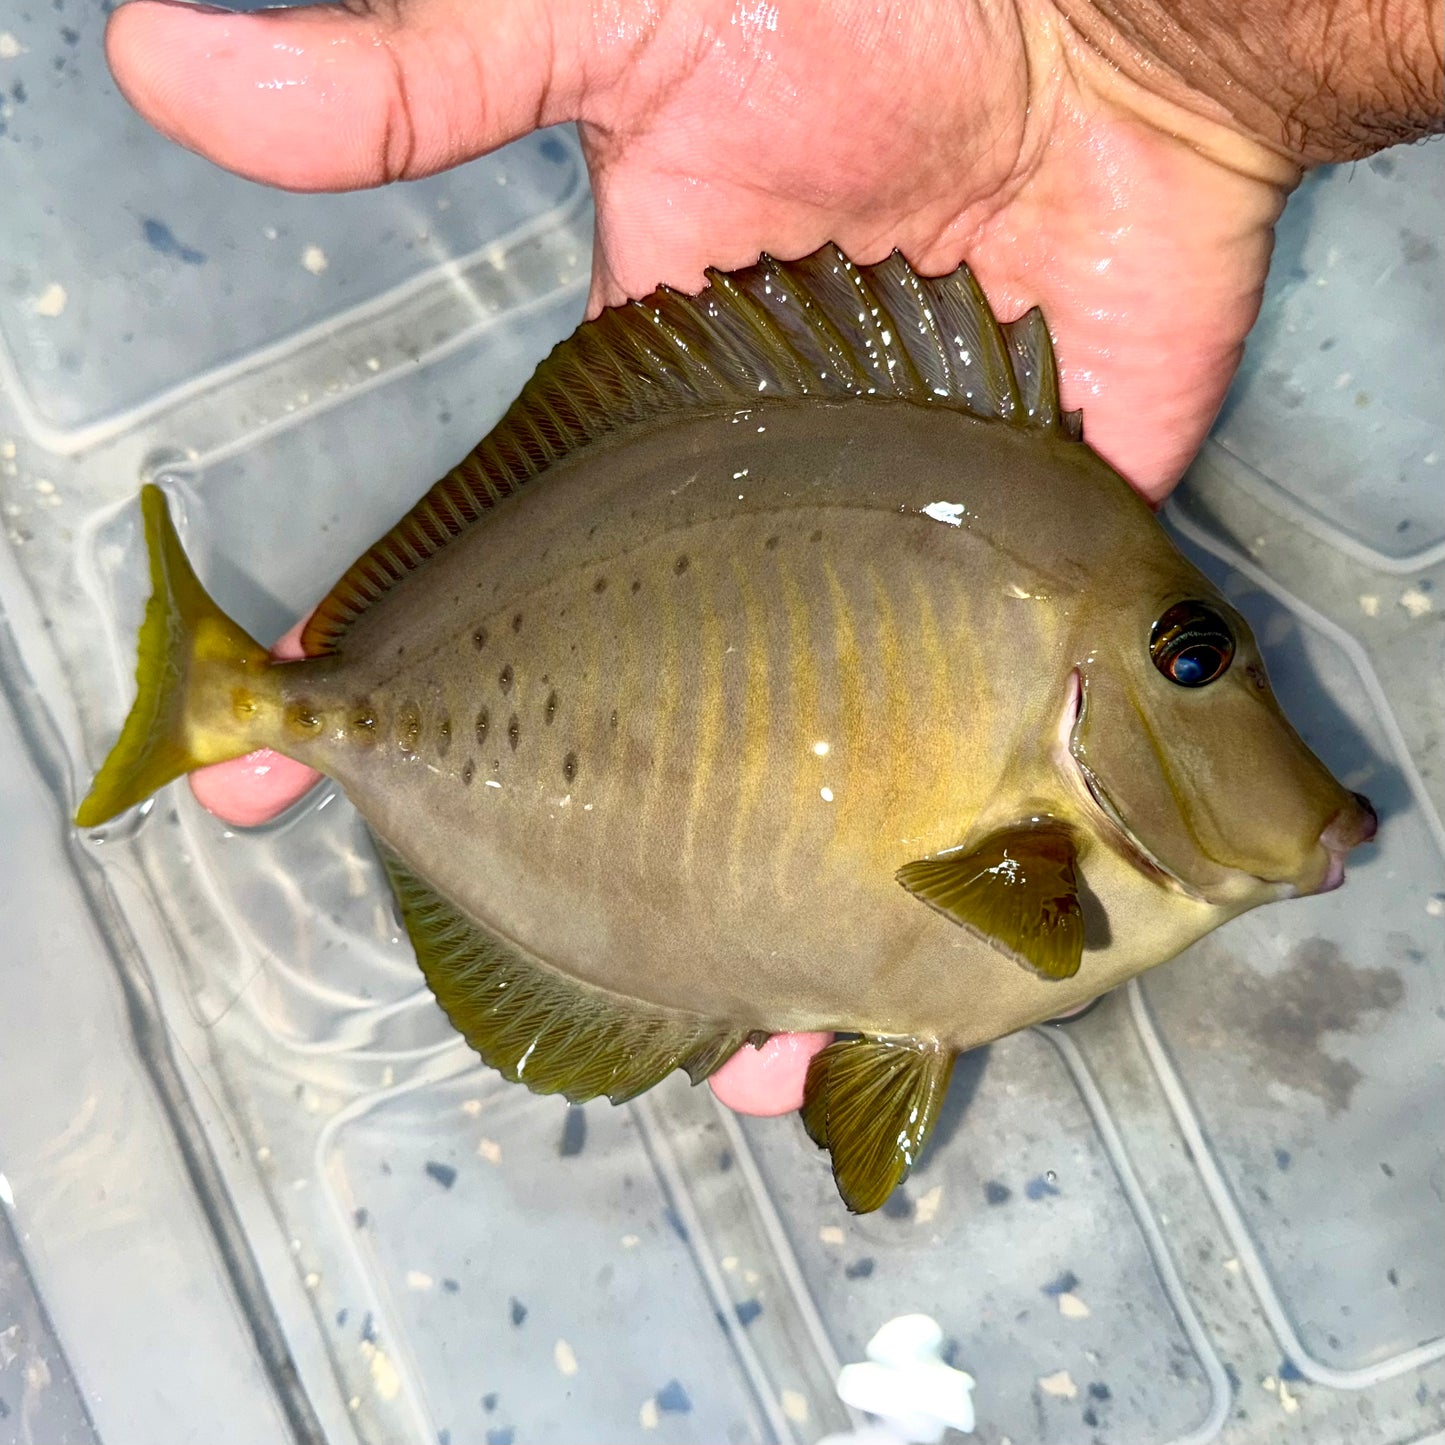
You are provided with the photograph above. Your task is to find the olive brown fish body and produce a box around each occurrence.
[77,246,1376,1210]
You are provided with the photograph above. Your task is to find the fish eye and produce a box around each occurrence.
[1149,601,1234,688]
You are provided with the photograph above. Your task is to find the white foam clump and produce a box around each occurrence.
[814,1313,976,1444]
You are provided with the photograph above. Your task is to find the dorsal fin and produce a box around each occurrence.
[302,244,1080,656]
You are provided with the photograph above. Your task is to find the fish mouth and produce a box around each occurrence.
[1056,670,1209,904]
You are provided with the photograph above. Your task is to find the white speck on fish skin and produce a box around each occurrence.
[921,500,966,526]
[780,1390,809,1423]
[460,1098,483,1116]
[477,1137,502,1164]
[1057,1292,1091,1319]
[820,786,834,803]
[621,1233,641,1248]
[406,1270,434,1290]
[1358,594,1380,617]
[639,1398,660,1430]
[31,283,67,318]
[1425,894,1444,918]
[0,32,25,59]
[1223,1257,1241,1274]
[485,778,502,789]
[304,1271,321,1290]
[1399,587,1432,619]
[818,1225,845,1245]
[1038,1369,1077,1399]
[721,1255,738,1271]
[554,1339,579,1376]
[301,245,329,275]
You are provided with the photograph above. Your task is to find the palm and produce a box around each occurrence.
[107,0,1297,1111]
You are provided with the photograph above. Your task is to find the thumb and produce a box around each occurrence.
[105,0,584,191]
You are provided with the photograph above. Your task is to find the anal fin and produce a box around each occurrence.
[802,1036,954,1213]
[380,845,750,1104]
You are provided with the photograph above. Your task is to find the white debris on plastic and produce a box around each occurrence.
[920,501,967,527]
[814,1314,975,1444]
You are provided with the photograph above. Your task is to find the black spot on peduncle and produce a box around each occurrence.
[563,751,578,784]
[593,576,608,594]
[462,760,476,785]
[674,554,690,575]
[472,626,488,651]
[499,665,514,694]
[545,690,559,725]
[475,708,490,744]
[508,715,521,750]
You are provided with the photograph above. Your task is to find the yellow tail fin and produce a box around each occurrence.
[76,485,272,827]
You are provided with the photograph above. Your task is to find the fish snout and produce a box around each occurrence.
[1314,792,1379,893]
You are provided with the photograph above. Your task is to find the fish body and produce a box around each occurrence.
[78,246,1376,1210]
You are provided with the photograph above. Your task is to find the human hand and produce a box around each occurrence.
[106,0,1441,1114]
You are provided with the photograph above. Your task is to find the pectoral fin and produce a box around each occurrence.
[897,824,1083,980]
[802,1036,954,1214]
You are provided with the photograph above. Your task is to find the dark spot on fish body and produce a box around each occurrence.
[631,579,642,594]
[764,535,780,550]
[735,1299,763,1326]
[674,554,690,575]
[499,665,513,694]
[609,709,619,730]
[507,715,520,750]
[476,708,490,744]
[1274,1148,1292,1171]
[481,1393,499,1412]
[396,701,422,754]
[511,612,524,633]
[231,686,258,721]
[593,575,608,594]
[436,716,452,755]
[983,1180,1012,1206]
[349,706,378,744]
[462,760,476,786]
[810,528,823,542]
[1278,1359,1305,1383]
[353,1207,369,1228]
[285,702,322,737]
[486,1430,514,1445]
[1388,1267,1400,1286]
[1041,1270,1079,1297]
[1083,1408,1099,1429]
[1088,1382,1111,1402]
[545,690,558,725]
[472,627,488,651]
[844,1256,875,1279]
[508,1297,527,1326]
[563,751,578,783]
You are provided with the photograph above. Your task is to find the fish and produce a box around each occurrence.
[76,244,1378,1213]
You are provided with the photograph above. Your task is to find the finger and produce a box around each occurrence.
[105,0,585,191]
[708,1032,833,1116]
[189,618,322,826]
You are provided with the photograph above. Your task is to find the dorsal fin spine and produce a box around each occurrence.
[298,242,1077,657]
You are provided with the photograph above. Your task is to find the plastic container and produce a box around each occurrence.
[0,17,1440,1443]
